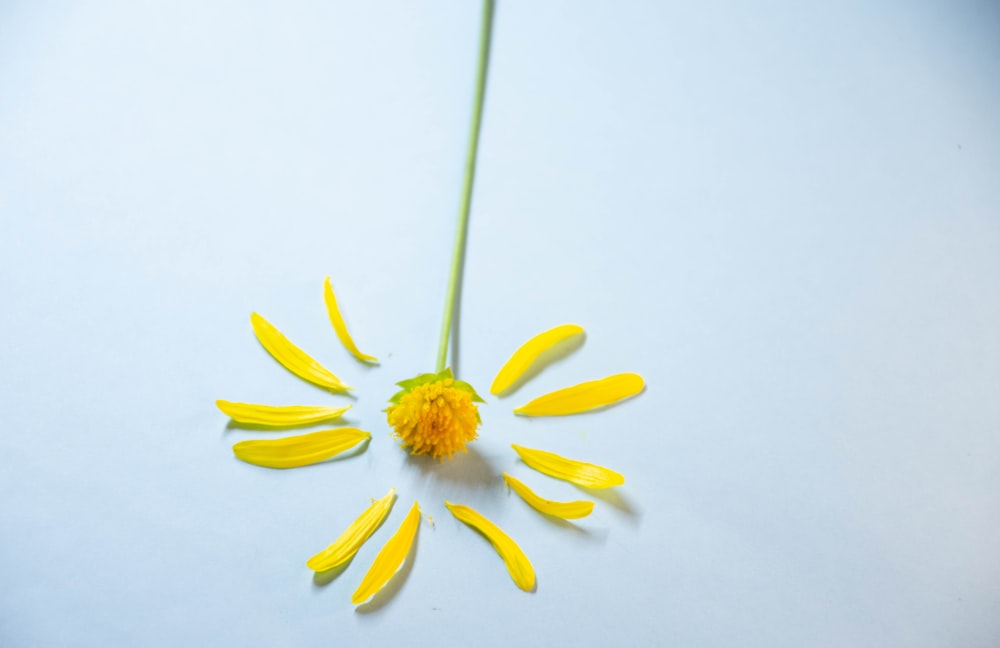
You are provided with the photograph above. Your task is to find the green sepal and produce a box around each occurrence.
[387,367,485,406]
[395,370,449,390]
[451,378,486,403]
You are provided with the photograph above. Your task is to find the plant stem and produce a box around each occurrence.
[436,0,495,374]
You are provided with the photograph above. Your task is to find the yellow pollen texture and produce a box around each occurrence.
[387,379,480,459]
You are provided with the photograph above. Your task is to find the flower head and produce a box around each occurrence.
[386,368,484,459]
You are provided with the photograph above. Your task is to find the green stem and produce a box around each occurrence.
[436,0,495,374]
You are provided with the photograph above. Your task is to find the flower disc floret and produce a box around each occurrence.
[387,369,483,459]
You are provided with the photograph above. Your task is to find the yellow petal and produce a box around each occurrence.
[251,312,351,392]
[502,472,594,519]
[490,324,584,395]
[307,488,397,572]
[513,372,644,416]
[351,501,421,604]
[216,400,351,427]
[323,277,378,364]
[511,444,624,489]
[232,428,370,469]
[445,502,535,592]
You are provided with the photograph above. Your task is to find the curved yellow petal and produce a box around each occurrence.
[513,373,644,416]
[511,444,624,489]
[232,428,370,469]
[323,277,378,364]
[216,400,351,427]
[307,488,397,572]
[351,502,421,604]
[445,502,535,592]
[502,472,594,519]
[490,324,584,395]
[251,312,351,392]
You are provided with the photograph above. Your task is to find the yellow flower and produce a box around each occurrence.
[385,368,484,460]
[218,279,647,604]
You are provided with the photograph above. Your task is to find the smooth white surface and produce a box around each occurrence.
[2,1,999,646]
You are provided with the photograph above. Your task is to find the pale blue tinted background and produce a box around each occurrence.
[2,1,999,646]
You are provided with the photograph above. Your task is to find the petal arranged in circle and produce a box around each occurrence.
[251,312,351,392]
[513,373,644,416]
[307,488,397,572]
[232,428,370,469]
[445,501,535,592]
[502,472,594,519]
[323,277,378,364]
[511,444,624,489]
[490,324,584,395]
[351,501,421,604]
[216,400,351,427]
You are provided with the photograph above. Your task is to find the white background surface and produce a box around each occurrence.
[2,1,999,646]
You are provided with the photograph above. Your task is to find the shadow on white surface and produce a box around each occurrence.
[404,446,499,491]
[580,486,643,528]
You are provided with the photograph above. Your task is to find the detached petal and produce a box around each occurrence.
[490,324,584,395]
[513,373,644,416]
[445,502,535,592]
[232,428,370,469]
[323,277,378,364]
[307,488,397,572]
[351,501,421,604]
[502,472,594,519]
[511,444,624,489]
[216,400,350,427]
[251,312,351,392]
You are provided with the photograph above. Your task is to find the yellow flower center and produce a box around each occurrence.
[386,378,480,459]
